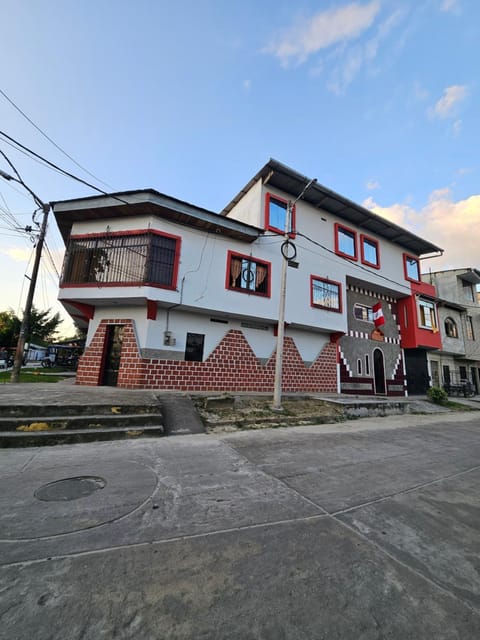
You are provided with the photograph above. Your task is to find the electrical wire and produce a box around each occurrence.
[0,130,129,205]
[43,240,61,279]
[295,230,414,294]
[0,88,115,190]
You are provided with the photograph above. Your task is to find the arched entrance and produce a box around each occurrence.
[373,348,386,395]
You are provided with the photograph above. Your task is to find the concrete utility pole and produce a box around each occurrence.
[272,178,317,411]
[0,168,49,383]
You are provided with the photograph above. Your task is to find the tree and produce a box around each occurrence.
[27,306,63,344]
[0,309,20,348]
[0,306,63,347]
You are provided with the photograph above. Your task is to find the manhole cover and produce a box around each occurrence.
[34,476,106,502]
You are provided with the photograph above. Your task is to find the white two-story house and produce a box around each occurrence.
[53,159,443,395]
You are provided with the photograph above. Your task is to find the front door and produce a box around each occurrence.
[404,349,430,395]
[101,325,125,386]
[373,348,386,394]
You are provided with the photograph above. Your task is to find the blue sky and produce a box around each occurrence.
[1,0,478,336]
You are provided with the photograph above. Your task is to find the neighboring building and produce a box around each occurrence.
[422,268,480,393]
[52,159,443,394]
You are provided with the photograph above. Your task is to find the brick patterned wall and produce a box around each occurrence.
[339,355,406,396]
[76,320,338,392]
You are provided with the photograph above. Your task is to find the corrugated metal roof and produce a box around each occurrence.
[221,158,443,257]
[52,189,262,244]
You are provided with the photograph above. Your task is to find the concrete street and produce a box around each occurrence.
[1,411,480,639]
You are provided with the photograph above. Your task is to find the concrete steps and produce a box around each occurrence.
[0,402,165,448]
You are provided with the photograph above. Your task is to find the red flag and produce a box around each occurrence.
[372,301,385,327]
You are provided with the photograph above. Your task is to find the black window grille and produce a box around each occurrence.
[62,233,178,287]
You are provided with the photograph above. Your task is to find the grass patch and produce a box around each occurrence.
[0,370,68,383]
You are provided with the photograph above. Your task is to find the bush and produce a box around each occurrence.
[427,386,449,405]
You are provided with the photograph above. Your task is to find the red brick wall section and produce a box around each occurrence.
[76,322,338,392]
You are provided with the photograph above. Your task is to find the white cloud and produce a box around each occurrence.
[363,190,480,269]
[264,1,380,67]
[453,118,462,135]
[440,0,460,13]
[366,179,380,190]
[2,247,32,262]
[431,85,468,119]
[327,7,406,94]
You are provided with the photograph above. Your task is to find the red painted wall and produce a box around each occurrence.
[76,320,338,393]
[398,282,442,350]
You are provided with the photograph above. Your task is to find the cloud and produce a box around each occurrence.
[366,179,380,190]
[363,190,480,269]
[264,1,380,67]
[453,119,462,135]
[243,79,251,92]
[431,85,468,119]
[440,0,461,13]
[2,247,32,262]
[327,7,406,94]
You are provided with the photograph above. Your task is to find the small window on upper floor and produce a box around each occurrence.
[403,253,420,282]
[353,303,373,322]
[418,299,437,331]
[444,317,458,338]
[466,316,475,340]
[335,224,357,260]
[265,193,295,236]
[226,251,271,297]
[360,234,380,269]
[462,280,475,302]
[310,276,342,312]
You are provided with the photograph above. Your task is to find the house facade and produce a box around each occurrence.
[422,268,480,393]
[53,159,443,395]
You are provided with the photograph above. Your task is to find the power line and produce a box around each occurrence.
[0,87,115,190]
[295,230,413,295]
[0,129,129,205]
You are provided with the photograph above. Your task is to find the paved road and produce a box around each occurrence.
[1,412,480,639]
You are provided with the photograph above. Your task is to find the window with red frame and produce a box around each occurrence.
[335,224,357,260]
[62,231,180,289]
[265,193,295,235]
[360,234,380,268]
[403,253,420,281]
[310,276,342,312]
[226,252,270,296]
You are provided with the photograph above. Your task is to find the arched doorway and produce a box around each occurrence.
[373,348,386,395]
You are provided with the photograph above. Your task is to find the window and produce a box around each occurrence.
[226,251,270,297]
[353,303,373,322]
[365,354,370,376]
[335,224,357,260]
[443,365,451,385]
[62,230,180,289]
[310,276,342,312]
[360,235,380,268]
[403,253,420,282]
[466,316,475,340]
[444,317,458,338]
[357,359,362,375]
[462,280,475,302]
[185,333,204,362]
[418,299,437,330]
[265,193,295,236]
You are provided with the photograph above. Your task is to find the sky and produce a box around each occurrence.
[1,0,479,337]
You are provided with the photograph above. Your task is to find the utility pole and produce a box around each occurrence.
[0,167,49,383]
[272,178,317,410]
[11,203,50,382]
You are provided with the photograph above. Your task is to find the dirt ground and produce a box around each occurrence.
[194,395,345,433]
